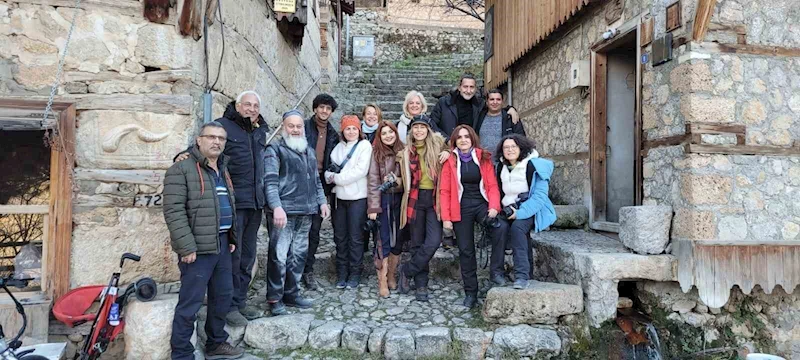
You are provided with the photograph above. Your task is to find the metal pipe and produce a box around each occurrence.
[346,14,350,60]
[265,76,322,144]
[507,68,513,106]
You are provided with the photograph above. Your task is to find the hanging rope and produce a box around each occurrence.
[42,0,82,153]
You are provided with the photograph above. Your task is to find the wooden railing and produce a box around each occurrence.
[0,205,49,294]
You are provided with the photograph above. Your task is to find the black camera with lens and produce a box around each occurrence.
[327,162,343,174]
[481,216,500,228]
[363,218,381,232]
[500,193,530,219]
[377,173,398,193]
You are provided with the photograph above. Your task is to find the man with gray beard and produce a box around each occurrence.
[263,110,330,316]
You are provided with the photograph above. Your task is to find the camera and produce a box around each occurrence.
[327,162,343,174]
[481,216,500,228]
[363,218,381,232]
[378,173,397,193]
[500,193,530,219]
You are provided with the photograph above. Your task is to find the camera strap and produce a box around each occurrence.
[333,141,360,170]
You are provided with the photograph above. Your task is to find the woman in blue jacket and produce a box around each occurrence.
[493,134,557,289]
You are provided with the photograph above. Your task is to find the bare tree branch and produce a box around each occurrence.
[444,0,485,22]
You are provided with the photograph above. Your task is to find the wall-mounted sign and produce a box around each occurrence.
[641,53,649,64]
[133,194,163,207]
[275,0,297,13]
[484,6,494,62]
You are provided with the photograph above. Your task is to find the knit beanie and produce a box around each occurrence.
[341,115,361,132]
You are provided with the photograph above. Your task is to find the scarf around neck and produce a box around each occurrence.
[399,114,412,126]
[362,122,378,134]
[458,148,473,163]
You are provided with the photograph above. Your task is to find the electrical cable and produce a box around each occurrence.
[203,0,225,92]
[210,0,225,90]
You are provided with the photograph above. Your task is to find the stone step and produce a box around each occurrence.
[340,78,452,86]
[482,281,584,325]
[532,229,677,327]
[552,205,589,229]
[336,87,450,97]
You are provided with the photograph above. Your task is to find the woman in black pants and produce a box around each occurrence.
[397,114,448,301]
[440,125,502,308]
[492,135,557,289]
[325,115,373,289]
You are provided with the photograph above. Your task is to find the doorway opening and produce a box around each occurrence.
[590,26,642,232]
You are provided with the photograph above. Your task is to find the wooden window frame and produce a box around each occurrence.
[589,18,643,232]
[0,99,75,300]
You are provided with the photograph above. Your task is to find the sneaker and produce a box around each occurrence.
[302,273,319,291]
[239,305,262,320]
[346,275,361,289]
[462,294,478,308]
[284,295,313,309]
[270,301,287,316]
[513,279,527,289]
[415,287,429,302]
[336,279,347,289]
[225,310,248,327]
[205,342,244,359]
[491,274,507,286]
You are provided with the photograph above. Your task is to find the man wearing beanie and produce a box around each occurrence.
[264,110,330,316]
[302,93,339,290]
[324,115,373,289]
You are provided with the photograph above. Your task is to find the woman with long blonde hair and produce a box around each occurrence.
[396,114,448,301]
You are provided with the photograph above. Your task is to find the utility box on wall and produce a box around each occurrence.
[352,35,375,64]
[570,60,590,88]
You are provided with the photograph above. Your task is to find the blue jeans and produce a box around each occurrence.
[171,234,232,360]
[266,215,312,302]
[494,217,534,281]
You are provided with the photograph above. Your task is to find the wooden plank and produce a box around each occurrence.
[634,20,643,206]
[0,118,56,130]
[692,0,718,42]
[590,221,619,233]
[665,1,682,32]
[41,214,48,294]
[692,42,800,57]
[590,52,608,222]
[0,205,49,214]
[751,245,769,295]
[0,99,72,111]
[74,169,166,186]
[673,240,695,293]
[685,144,800,156]
[641,134,690,154]
[641,17,654,46]
[61,94,192,115]
[694,245,718,307]
[178,0,203,40]
[13,0,142,18]
[687,122,746,135]
[767,245,784,293]
[47,104,75,300]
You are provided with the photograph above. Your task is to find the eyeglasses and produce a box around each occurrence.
[200,135,227,142]
[503,145,519,151]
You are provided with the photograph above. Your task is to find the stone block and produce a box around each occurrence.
[552,205,588,229]
[680,174,733,205]
[414,327,451,358]
[453,328,492,360]
[619,206,673,255]
[680,95,736,123]
[75,110,193,170]
[672,210,716,240]
[70,208,180,287]
[483,281,583,325]
[308,321,344,350]
[243,314,314,352]
[135,24,193,70]
[342,323,371,353]
[384,328,415,360]
[487,325,561,358]
[368,327,388,354]
[670,62,713,93]
[124,295,179,360]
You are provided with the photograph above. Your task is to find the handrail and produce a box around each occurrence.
[265,76,322,145]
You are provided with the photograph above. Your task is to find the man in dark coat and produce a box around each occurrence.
[430,74,520,138]
[302,93,339,290]
[174,91,270,325]
[164,121,244,360]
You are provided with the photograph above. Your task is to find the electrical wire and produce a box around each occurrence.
[203,0,225,93]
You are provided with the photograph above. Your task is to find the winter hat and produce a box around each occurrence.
[282,109,304,120]
[409,114,432,128]
[341,115,361,132]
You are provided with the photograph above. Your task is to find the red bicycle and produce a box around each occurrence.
[53,253,156,360]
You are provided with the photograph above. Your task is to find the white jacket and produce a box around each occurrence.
[325,139,372,200]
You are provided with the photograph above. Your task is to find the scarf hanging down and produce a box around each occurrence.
[458,148,473,163]
[362,122,378,135]
[406,147,422,222]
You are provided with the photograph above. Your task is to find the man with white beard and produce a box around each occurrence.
[263,110,331,316]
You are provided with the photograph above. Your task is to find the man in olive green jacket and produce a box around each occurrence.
[163,121,244,360]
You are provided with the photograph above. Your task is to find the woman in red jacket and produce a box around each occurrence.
[440,124,502,308]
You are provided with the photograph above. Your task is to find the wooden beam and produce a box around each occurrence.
[692,42,800,57]
[641,134,690,155]
[0,99,72,111]
[590,221,619,233]
[0,205,50,214]
[0,118,56,130]
[73,169,166,186]
[58,94,192,115]
[692,0,717,42]
[590,51,608,222]
[685,144,800,156]
[47,104,75,300]
[687,122,746,135]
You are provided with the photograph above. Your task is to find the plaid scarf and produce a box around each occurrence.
[406,147,422,221]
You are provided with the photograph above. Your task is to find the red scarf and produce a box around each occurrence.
[406,147,422,221]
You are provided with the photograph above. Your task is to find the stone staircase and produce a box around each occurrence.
[335,53,484,121]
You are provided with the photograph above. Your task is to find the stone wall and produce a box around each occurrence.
[0,0,335,287]
[348,9,483,64]
[356,0,483,29]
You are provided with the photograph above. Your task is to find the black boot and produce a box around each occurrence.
[397,265,411,294]
[463,293,478,308]
[336,267,348,289]
[415,287,429,302]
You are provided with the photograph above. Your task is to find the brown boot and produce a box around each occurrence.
[387,253,400,290]
[377,258,390,298]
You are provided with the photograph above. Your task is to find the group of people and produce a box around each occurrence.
[162,74,557,360]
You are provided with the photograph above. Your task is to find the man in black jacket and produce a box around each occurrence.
[430,74,520,138]
[475,89,526,155]
[174,91,270,325]
[302,93,339,290]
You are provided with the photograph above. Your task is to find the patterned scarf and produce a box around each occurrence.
[406,146,422,221]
